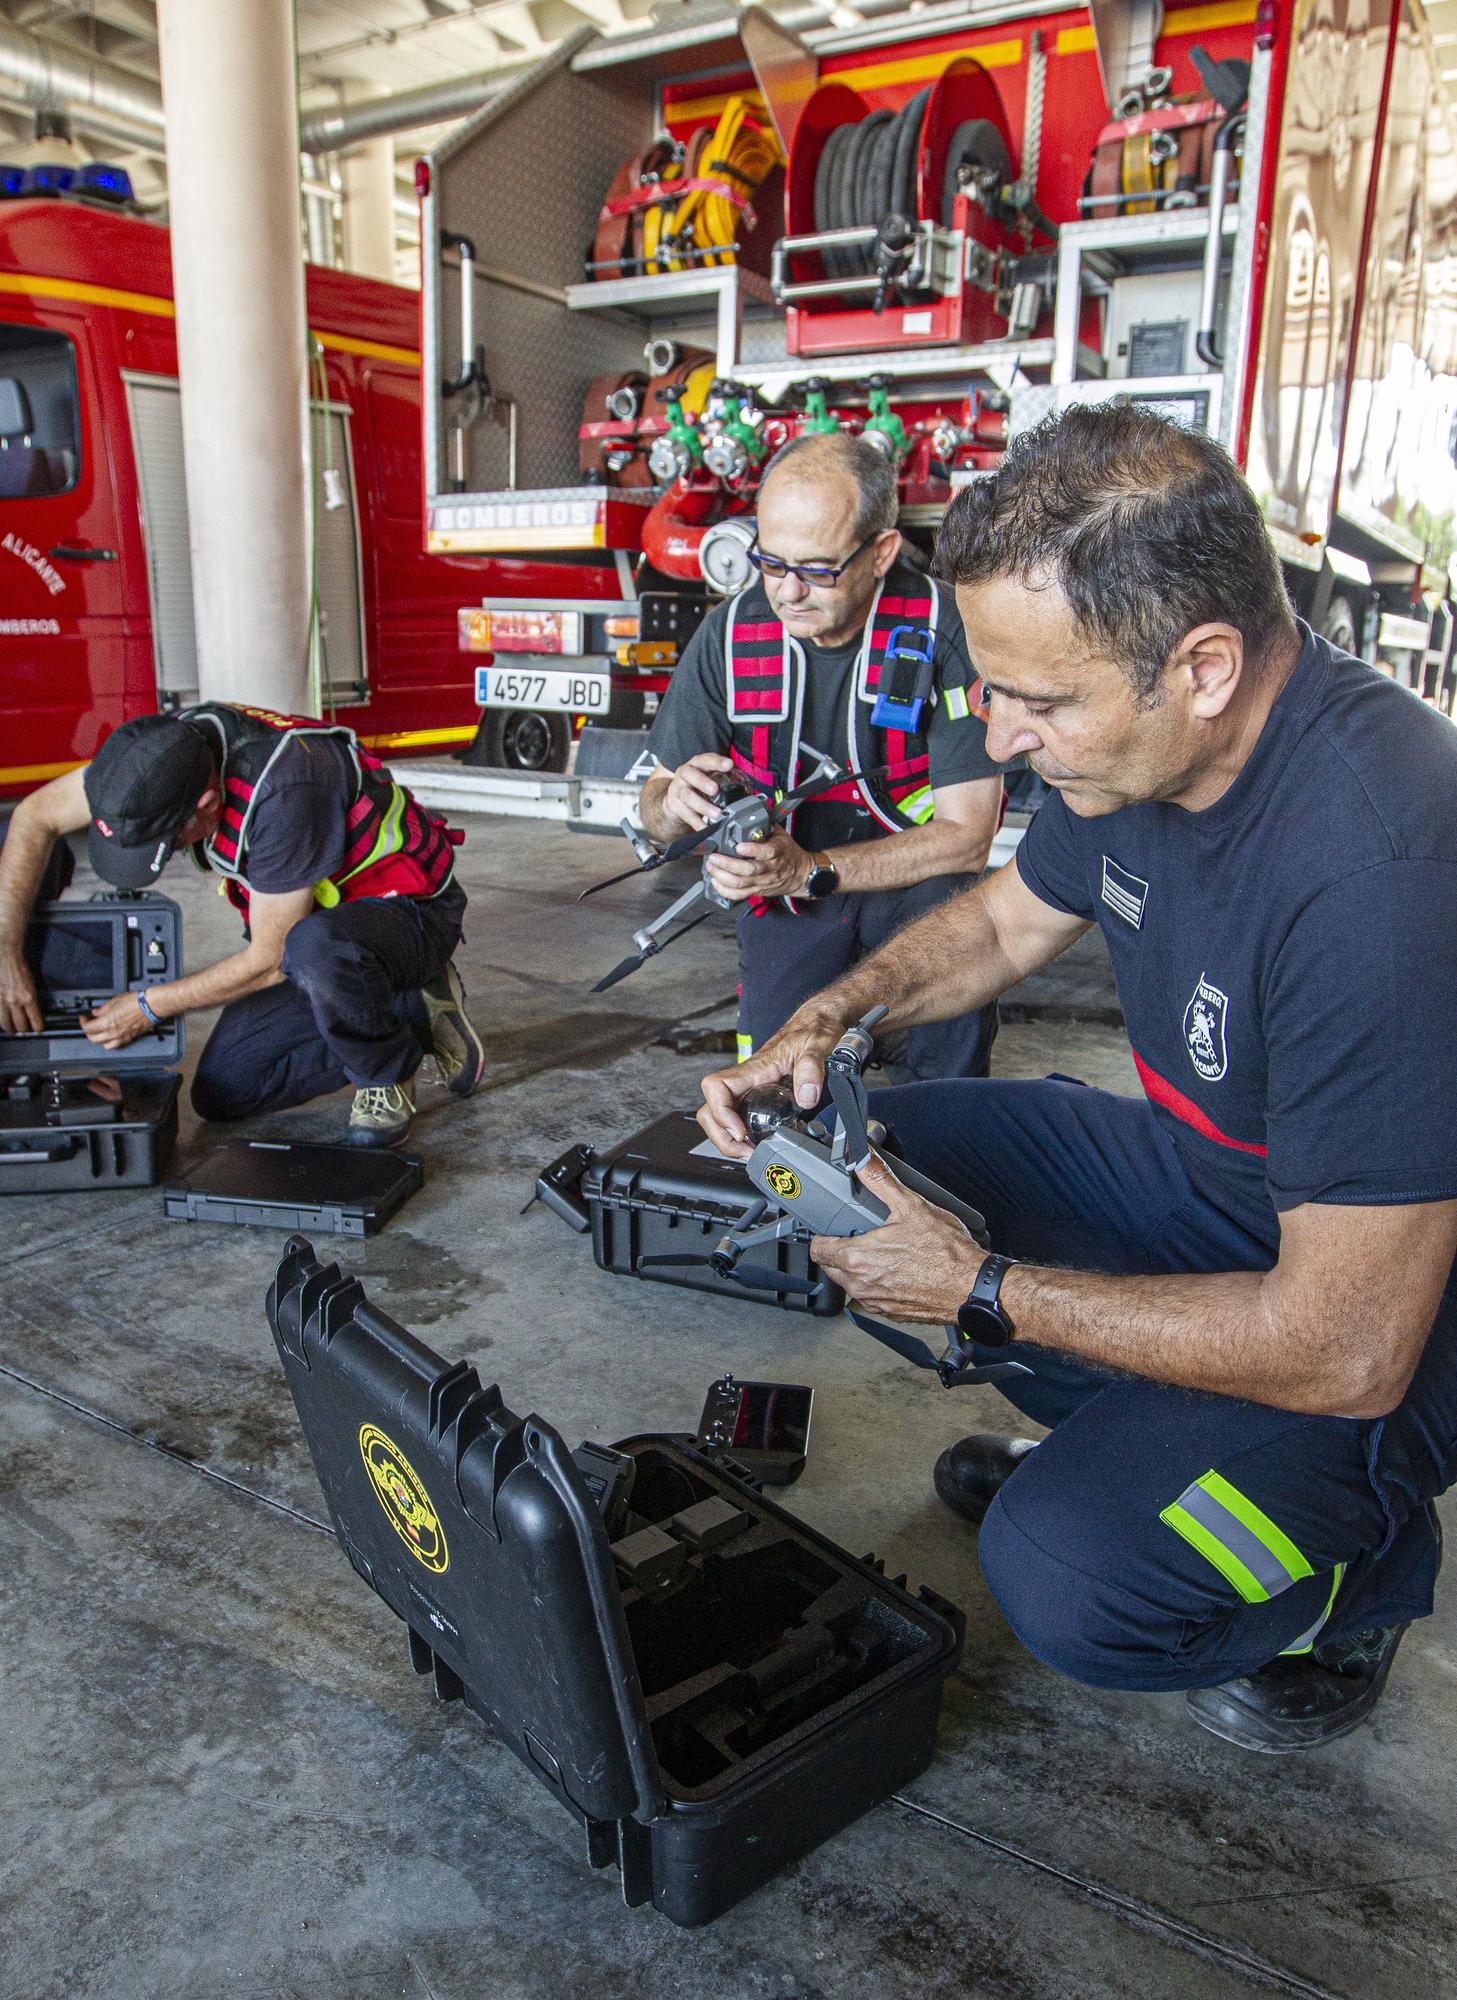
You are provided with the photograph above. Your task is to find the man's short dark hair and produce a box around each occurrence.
[762,431,899,542]
[935,402,1296,701]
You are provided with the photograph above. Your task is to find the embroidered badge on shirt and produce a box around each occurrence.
[1100,855,1149,929]
[1183,974,1230,1082]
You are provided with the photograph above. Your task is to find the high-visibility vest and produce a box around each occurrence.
[721,559,979,840]
[180,703,459,919]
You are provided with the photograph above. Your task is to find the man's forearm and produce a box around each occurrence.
[0,798,61,945]
[1003,1262,1404,1417]
[797,879,1020,1030]
[827,1205,1388,1418]
[144,949,287,1019]
[821,819,989,894]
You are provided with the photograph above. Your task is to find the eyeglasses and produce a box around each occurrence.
[747,533,878,587]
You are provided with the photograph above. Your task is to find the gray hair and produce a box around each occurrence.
[761,430,898,541]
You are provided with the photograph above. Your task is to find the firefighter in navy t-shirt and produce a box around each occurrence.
[697,404,1457,1753]
[642,431,1004,1078]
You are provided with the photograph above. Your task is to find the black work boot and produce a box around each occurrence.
[1185,1623,1411,1753]
[933,1434,1038,1525]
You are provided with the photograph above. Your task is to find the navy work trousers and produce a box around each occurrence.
[874,1075,1452,1691]
[191,885,465,1122]
[736,876,996,1078]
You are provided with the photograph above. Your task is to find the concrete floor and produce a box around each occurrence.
[2,817,1453,2000]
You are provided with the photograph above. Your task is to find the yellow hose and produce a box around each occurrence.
[680,360,715,416]
[645,97,783,274]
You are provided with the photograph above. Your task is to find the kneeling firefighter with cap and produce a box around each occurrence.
[0,704,486,1147]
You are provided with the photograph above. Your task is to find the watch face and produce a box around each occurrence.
[955,1299,1012,1349]
[958,1256,1015,1346]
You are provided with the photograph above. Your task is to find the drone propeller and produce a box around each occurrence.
[732,1263,824,1298]
[577,862,656,903]
[779,756,893,815]
[578,805,742,903]
[577,821,715,902]
[638,1252,822,1299]
[589,905,716,991]
[825,1063,874,1168]
[591,947,657,992]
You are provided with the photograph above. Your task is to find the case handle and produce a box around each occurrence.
[0,1136,80,1162]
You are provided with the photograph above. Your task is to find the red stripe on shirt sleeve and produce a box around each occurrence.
[1132,1051,1269,1157]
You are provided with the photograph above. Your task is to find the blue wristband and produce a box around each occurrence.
[136,990,163,1029]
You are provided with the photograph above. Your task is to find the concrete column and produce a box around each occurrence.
[339,98,396,283]
[156,0,312,713]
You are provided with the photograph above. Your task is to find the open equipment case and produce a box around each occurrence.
[538,1111,844,1316]
[0,891,183,1193]
[268,1236,963,1925]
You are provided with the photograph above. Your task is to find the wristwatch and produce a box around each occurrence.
[803,853,839,899]
[955,1253,1019,1348]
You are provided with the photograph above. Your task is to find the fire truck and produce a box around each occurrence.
[418,0,1457,726]
[0,175,644,800]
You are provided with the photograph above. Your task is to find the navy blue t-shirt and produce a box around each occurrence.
[236,736,352,895]
[1016,628,1457,1220]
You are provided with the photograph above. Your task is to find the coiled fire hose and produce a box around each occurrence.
[814,88,1013,284]
[591,100,781,278]
[656,95,780,270]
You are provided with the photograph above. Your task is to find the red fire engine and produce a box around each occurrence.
[418,0,1457,726]
[0,178,644,799]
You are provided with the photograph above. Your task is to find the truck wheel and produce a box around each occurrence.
[468,709,570,772]
[1321,593,1360,658]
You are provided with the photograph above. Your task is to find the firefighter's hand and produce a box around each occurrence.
[705,826,812,902]
[811,1152,984,1325]
[0,947,43,1036]
[80,992,152,1051]
[664,752,734,834]
[697,1000,849,1158]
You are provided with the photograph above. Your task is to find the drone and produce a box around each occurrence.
[580,745,889,992]
[640,1005,1033,1390]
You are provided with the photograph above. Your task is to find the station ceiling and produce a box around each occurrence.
[0,0,665,281]
[8,0,1457,288]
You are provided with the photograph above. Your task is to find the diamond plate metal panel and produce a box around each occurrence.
[1009,382,1059,436]
[444,281,645,492]
[430,47,655,498]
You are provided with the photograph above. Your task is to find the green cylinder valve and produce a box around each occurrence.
[799,377,839,436]
[861,374,910,462]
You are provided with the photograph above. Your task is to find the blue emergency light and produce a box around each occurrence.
[19,163,76,194]
[0,164,24,197]
[78,163,134,201]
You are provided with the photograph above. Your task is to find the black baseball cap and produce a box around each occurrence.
[83,714,215,889]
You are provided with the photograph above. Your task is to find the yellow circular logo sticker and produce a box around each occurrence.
[765,1162,802,1201]
[358,1424,449,1574]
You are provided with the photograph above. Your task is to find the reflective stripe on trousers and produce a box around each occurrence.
[1162,1469,1345,1654]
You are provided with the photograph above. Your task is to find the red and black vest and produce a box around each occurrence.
[721,558,978,841]
[180,703,459,918]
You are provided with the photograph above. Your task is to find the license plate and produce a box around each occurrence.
[475,666,610,714]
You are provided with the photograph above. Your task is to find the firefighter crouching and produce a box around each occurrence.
[639,431,1005,1077]
[0,705,486,1147]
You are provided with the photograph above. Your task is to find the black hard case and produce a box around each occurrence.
[268,1238,963,1927]
[576,1111,844,1316]
[0,892,183,1194]
[164,1140,423,1236]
